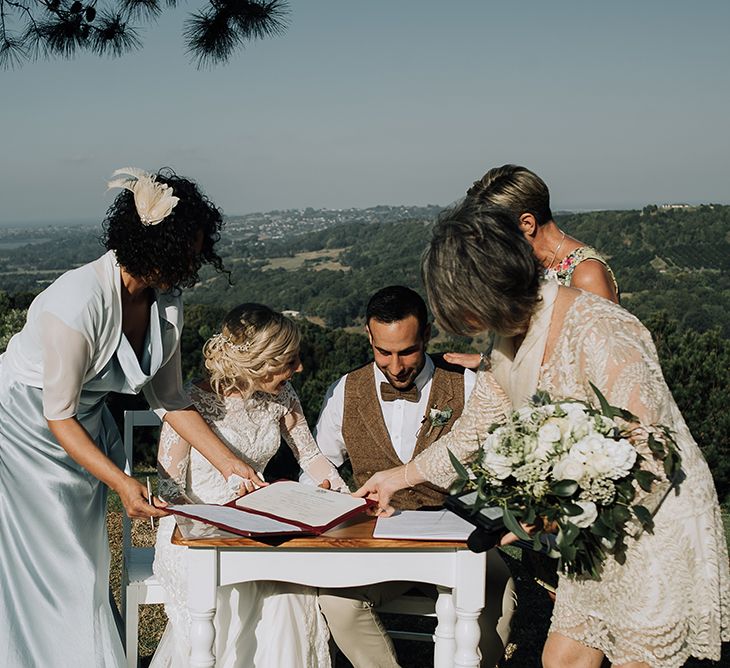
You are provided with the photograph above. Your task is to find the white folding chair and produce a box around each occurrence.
[121,409,166,668]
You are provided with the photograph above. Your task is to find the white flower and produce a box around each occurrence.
[605,438,637,480]
[483,449,513,480]
[108,167,179,226]
[552,456,585,482]
[538,422,562,444]
[561,403,593,439]
[531,422,561,461]
[569,434,637,481]
[569,500,598,529]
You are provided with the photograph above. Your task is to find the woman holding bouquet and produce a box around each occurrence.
[355,202,729,667]
[0,169,264,667]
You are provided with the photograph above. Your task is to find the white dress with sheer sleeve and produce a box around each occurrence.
[150,382,344,668]
[413,286,729,668]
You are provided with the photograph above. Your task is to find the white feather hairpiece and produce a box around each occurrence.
[107,167,179,226]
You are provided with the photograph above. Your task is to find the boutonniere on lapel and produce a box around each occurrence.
[419,405,453,439]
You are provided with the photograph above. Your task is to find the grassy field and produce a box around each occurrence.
[263,248,350,272]
[109,488,730,667]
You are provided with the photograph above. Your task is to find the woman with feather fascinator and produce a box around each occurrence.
[0,168,264,667]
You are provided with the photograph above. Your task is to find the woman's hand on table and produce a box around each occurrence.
[117,476,169,520]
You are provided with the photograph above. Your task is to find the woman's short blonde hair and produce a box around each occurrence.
[422,202,541,337]
[203,303,301,398]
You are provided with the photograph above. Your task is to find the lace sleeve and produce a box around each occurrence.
[570,298,681,509]
[412,369,511,489]
[156,421,193,503]
[279,384,349,492]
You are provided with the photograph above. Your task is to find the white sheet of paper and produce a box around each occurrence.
[373,509,473,541]
[234,480,366,528]
[170,504,304,534]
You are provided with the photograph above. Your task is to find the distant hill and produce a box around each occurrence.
[1,203,729,336]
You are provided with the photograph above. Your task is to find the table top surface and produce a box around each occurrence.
[171,513,471,550]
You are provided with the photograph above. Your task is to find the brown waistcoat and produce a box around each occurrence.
[342,355,465,510]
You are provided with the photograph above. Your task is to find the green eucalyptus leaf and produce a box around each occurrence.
[632,504,654,532]
[613,505,632,524]
[635,469,658,492]
[589,382,616,418]
[561,522,580,544]
[550,479,579,497]
[448,449,469,481]
[562,501,584,516]
[522,506,537,525]
[589,521,612,539]
[502,508,531,541]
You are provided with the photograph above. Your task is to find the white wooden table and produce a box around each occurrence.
[172,515,486,668]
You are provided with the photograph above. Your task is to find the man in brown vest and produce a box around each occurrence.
[312,286,515,667]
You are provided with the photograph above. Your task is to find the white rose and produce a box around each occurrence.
[571,434,613,479]
[538,422,562,444]
[590,451,614,476]
[546,416,571,437]
[569,500,598,529]
[531,423,561,461]
[605,438,637,479]
[571,434,605,460]
[483,449,514,480]
[552,456,585,482]
[562,405,592,439]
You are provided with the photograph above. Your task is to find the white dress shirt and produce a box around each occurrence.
[312,354,476,469]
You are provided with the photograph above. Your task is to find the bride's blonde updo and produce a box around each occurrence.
[203,303,301,399]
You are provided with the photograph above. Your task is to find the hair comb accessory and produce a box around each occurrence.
[210,332,253,352]
[107,167,179,226]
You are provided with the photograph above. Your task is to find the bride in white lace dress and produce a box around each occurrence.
[150,304,347,668]
[355,204,729,668]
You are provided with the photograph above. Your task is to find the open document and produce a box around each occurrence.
[373,509,474,541]
[168,480,370,538]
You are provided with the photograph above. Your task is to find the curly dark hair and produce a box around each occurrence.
[101,168,226,289]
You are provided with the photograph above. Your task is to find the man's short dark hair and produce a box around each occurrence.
[366,286,429,335]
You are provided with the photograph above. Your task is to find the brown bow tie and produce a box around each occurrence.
[380,382,419,403]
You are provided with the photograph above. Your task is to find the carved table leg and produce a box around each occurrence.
[433,586,456,668]
[453,550,486,668]
[187,548,217,667]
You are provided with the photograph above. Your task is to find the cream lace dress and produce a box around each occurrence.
[150,382,347,668]
[412,284,730,667]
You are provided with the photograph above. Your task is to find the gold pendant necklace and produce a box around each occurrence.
[546,231,566,269]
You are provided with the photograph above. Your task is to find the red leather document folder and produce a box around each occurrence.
[167,480,372,538]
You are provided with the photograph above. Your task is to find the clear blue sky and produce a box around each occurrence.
[2,0,729,226]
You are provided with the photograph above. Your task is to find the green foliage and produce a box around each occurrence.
[557,205,730,337]
[179,303,228,382]
[2,204,730,500]
[290,321,371,425]
[0,307,27,353]
[645,313,730,503]
[188,219,431,328]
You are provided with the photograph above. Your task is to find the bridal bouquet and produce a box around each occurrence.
[448,384,682,579]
